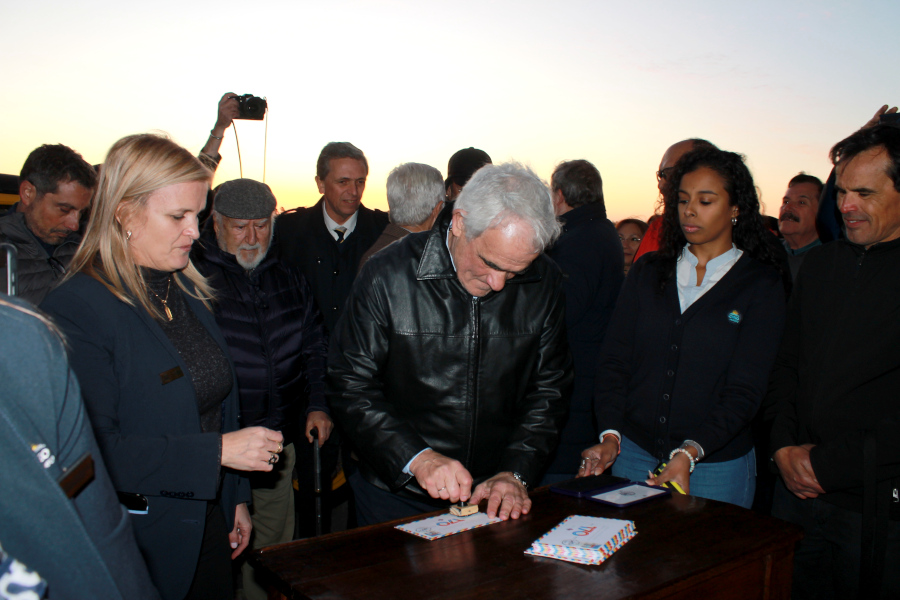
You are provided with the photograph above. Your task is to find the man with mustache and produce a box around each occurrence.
[778,173,823,281]
[193,178,331,600]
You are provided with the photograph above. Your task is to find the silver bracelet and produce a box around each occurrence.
[668,447,695,473]
[209,130,223,140]
[682,439,705,461]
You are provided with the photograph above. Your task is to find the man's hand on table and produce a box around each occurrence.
[774,444,825,499]
[409,449,474,503]
[470,472,531,521]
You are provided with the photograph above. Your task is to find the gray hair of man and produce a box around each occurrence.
[386,162,444,227]
[211,210,276,271]
[454,162,561,253]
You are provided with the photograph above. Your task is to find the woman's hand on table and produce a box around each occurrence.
[646,452,691,495]
[577,437,619,477]
[222,426,284,472]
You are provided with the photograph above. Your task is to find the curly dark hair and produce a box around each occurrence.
[649,147,785,291]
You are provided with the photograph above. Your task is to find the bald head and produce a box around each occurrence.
[657,138,717,194]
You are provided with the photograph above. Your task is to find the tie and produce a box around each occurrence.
[334,226,347,243]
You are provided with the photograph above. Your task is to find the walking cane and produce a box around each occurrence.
[311,428,323,537]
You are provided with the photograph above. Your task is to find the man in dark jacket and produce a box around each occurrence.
[768,122,900,599]
[0,144,95,304]
[328,162,573,526]
[541,160,623,484]
[273,142,388,334]
[193,179,330,600]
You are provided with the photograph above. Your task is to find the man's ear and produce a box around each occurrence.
[315,176,325,195]
[450,209,466,238]
[18,180,36,208]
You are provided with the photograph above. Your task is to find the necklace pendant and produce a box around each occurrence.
[164,305,173,321]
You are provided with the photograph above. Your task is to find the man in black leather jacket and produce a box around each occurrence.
[328,162,573,526]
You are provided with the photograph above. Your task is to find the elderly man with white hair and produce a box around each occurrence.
[359,162,446,269]
[192,178,330,600]
[329,162,574,526]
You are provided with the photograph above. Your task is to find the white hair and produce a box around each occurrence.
[213,210,275,271]
[386,162,444,227]
[454,162,561,252]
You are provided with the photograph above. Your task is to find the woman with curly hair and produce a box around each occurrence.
[577,147,787,508]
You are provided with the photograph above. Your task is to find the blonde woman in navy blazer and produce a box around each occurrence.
[43,134,284,600]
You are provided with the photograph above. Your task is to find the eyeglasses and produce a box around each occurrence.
[618,235,642,244]
[656,167,674,182]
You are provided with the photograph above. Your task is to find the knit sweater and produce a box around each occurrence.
[596,252,786,464]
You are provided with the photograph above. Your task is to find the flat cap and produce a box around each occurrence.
[214,178,276,220]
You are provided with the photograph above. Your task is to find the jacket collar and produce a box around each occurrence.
[843,235,900,256]
[415,208,542,285]
[559,202,607,229]
[0,206,81,258]
[195,229,278,278]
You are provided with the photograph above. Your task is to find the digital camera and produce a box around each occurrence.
[236,94,267,120]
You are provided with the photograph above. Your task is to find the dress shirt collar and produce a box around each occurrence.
[322,200,358,242]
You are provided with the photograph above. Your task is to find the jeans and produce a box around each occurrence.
[611,436,756,508]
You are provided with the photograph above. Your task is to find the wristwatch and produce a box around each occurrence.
[510,472,529,490]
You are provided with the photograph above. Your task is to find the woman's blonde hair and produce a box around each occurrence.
[66,133,214,319]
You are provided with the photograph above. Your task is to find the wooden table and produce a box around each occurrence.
[255,487,802,600]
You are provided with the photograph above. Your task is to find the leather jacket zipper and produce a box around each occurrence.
[465,297,480,466]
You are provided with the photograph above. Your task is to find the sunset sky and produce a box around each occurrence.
[2,0,897,222]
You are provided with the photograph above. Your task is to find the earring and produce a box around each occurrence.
[126,230,132,241]
[731,216,737,226]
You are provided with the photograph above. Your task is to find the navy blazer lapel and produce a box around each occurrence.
[126,294,185,368]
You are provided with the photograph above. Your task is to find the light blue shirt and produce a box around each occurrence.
[676,244,743,313]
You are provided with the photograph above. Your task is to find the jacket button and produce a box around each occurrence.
[667,370,674,377]
[660,417,666,424]
[333,269,340,276]
[675,319,682,325]
[663,394,670,400]
[671,344,678,351]
[332,306,338,311]
[657,439,664,446]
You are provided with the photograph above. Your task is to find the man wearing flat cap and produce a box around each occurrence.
[192,178,330,600]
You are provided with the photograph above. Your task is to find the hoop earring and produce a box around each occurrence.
[731,216,737,226]
[126,230,132,241]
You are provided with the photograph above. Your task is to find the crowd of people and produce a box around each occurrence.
[1,95,899,600]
